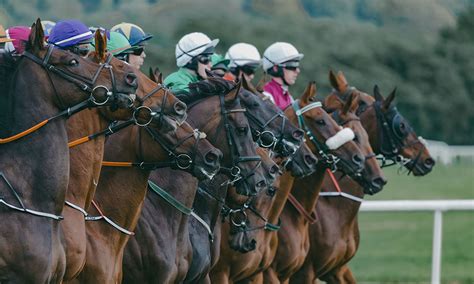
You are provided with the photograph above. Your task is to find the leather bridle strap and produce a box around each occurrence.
[287,193,318,224]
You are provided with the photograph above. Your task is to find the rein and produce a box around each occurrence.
[287,193,318,224]
[147,180,214,241]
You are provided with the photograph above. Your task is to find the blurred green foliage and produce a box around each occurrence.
[1,0,473,144]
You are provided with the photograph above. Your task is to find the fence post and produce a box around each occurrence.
[431,210,443,284]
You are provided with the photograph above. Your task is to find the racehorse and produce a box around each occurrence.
[61,32,189,281]
[72,107,220,283]
[0,20,137,283]
[291,71,434,284]
[262,82,368,283]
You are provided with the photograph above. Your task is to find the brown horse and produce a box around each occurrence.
[261,82,367,284]
[291,71,434,284]
[61,38,188,281]
[0,20,137,283]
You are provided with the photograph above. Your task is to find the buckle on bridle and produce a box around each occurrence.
[90,85,111,106]
[229,209,248,227]
[133,106,157,127]
[175,154,193,170]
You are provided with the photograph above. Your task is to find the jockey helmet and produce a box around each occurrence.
[48,19,93,48]
[262,42,304,72]
[225,43,261,68]
[110,22,152,46]
[4,26,31,54]
[175,32,219,68]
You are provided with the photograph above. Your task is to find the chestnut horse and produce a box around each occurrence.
[61,38,189,282]
[0,20,137,283]
[261,82,369,284]
[291,71,434,284]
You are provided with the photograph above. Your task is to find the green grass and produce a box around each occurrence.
[349,162,474,283]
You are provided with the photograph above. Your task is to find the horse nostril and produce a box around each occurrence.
[174,101,187,116]
[205,151,220,166]
[305,154,318,165]
[270,165,279,176]
[292,129,304,141]
[352,154,363,166]
[424,158,435,168]
[125,73,138,88]
[256,180,267,189]
[372,177,387,190]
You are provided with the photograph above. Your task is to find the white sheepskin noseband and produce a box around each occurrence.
[325,128,355,150]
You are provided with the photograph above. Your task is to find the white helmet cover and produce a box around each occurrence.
[262,42,304,71]
[225,42,261,68]
[175,32,219,67]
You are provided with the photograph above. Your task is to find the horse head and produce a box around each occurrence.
[325,89,386,194]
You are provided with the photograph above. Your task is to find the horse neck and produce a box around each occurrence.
[359,106,381,154]
[267,171,296,225]
[0,61,69,214]
[291,164,326,214]
[195,174,229,231]
[93,126,150,240]
[67,109,110,210]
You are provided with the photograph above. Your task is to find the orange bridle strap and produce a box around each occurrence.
[0,119,49,144]
[101,161,132,167]
[326,168,342,193]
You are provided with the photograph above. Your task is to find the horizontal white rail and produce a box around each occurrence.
[360,200,474,211]
[359,200,474,284]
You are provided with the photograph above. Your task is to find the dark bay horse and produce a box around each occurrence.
[61,42,188,281]
[262,82,367,284]
[291,71,434,284]
[0,20,137,283]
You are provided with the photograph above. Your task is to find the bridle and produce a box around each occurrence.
[333,87,425,175]
[23,45,130,109]
[186,91,262,189]
[291,100,355,173]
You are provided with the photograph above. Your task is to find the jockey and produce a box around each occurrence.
[110,22,152,70]
[3,26,30,55]
[262,42,303,110]
[225,42,261,82]
[210,53,230,78]
[164,32,219,93]
[48,19,93,57]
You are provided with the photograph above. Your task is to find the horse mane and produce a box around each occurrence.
[177,77,237,105]
[0,51,18,137]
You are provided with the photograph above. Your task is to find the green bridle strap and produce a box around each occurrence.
[148,180,192,215]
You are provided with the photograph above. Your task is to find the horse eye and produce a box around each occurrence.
[400,122,405,129]
[353,135,359,142]
[316,119,326,126]
[237,127,248,135]
[69,59,79,66]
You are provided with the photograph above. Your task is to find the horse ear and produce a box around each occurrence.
[157,71,163,84]
[149,67,162,83]
[94,30,106,63]
[383,87,397,110]
[373,85,384,102]
[324,93,344,113]
[256,74,266,92]
[148,67,156,82]
[225,80,241,103]
[336,71,348,92]
[329,70,339,90]
[241,75,250,91]
[342,92,360,114]
[301,81,317,105]
[27,18,45,53]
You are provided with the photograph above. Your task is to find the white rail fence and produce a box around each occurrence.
[360,200,474,284]
[424,139,474,165]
